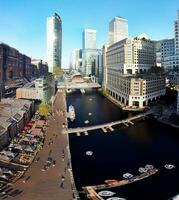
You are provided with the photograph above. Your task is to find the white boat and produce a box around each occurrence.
[88,112,92,116]
[123,173,133,179]
[84,120,89,124]
[68,105,75,121]
[98,191,115,197]
[164,164,175,169]
[86,151,93,156]
[138,167,147,173]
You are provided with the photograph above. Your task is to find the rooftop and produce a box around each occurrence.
[0,99,32,131]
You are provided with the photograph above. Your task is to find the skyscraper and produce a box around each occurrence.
[109,16,128,45]
[71,48,82,71]
[82,29,96,50]
[47,13,62,74]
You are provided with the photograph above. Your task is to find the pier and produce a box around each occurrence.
[83,168,158,200]
[65,110,153,135]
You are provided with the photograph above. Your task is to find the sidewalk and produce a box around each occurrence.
[9,90,75,200]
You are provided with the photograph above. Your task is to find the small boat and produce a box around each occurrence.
[84,120,89,124]
[68,105,75,121]
[105,179,118,185]
[98,191,115,197]
[86,151,93,156]
[89,98,92,101]
[123,173,133,179]
[88,112,92,116]
[164,164,175,169]
[138,167,147,173]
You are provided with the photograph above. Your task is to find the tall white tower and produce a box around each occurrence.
[47,13,62,73]
[109,16,128,45]
[83,29,96,50]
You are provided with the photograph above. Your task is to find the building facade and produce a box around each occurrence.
[105,34,165,109]
[47,13,62,74]
[0,99,34,149]
[82,29,96,50]
[71,48,82,71]
[109,16,128,45]
[106,34,156,75]
[31,59,48,78]
[0,43,32,82]
[175,10,179,56]
[16,73,55,103]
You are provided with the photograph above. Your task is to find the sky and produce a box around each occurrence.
[0,0,179,68]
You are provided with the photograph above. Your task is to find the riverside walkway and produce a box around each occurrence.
[65,110,153,135]
[10,90,77,200]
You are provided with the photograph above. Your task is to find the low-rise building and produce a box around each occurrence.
[0,99,34,149]
[106,73,165,108]
[16,73,55,103]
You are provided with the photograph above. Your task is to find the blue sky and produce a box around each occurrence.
[0,0,178,68]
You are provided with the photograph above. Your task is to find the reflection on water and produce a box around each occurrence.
[68,89,179,200]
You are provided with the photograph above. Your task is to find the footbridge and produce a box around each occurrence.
[65,110,153,135]
[57,82,101,89]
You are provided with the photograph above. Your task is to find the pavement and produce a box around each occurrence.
[5,90,74,200]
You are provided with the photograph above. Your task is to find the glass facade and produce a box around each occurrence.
[47,13,62,73]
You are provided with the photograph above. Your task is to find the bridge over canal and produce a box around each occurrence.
[64,110,153,135]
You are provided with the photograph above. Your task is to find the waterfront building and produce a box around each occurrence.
[106,34,156,75]
[105,34,165,109]
[0,43,32,82]
[71,48,82,71]
[108,16,128,45]
[16,73,55,103]
[83,29,96,50]
[47,13,62,74]
[0,98,34,149]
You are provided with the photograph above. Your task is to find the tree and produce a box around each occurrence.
[38,103,51,116]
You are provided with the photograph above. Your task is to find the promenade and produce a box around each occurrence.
[7,90,74,200]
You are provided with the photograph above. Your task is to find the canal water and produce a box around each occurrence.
[67,89,179,200]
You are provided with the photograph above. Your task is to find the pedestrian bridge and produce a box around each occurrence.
[57,82,101,89]
[64,110,153,135]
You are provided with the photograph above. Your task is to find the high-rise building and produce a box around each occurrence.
[71,49,82,71]
[175,10,179,55]
[155,39,175,69]
[82,29,96,50]
[159,10,179,71]
[47,13,62,74]
[108,16,128,45]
